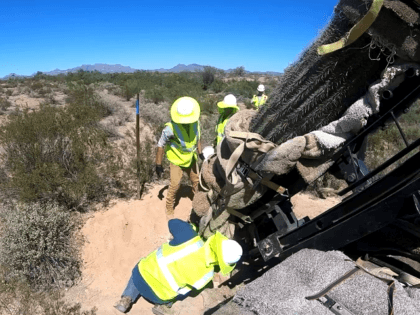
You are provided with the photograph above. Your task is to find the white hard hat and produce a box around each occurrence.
[217,94,239,110]
[221,240,243,265]
[257,84,265,92]
[202,146,215,160]
[170,97,200,124]
[223,94,237,106]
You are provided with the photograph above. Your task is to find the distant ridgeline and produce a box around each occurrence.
[1,63,282,80]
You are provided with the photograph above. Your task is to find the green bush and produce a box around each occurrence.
[118,127,167,196]
[201,66,216,90]
[0,97,12,112]
[0,270,97,314]
[0,85,119,209]
[365,100,420,172]
[224,80,259,99]
[123,79,139,101]
[210,79,227,93]
[198,94,219,115]
[145,86,166,104]
[232,66,246,77]
[0,202,80,290]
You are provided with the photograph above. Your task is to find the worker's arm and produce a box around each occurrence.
[156,147,164,165]
[155,126,173,177]
[197,140,205,161]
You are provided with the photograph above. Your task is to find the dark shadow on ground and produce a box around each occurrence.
[158,185,168,200]
[157,184,194,206]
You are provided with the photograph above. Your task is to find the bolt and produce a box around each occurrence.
[348,174,356,183]
[337,305,342,310]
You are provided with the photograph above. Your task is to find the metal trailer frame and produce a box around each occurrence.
[234,69,420,262]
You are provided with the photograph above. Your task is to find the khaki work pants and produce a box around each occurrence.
[166,160,199,215]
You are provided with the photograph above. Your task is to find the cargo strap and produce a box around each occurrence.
[317,0,384,55]
[221,132,286,197]
[226,208,253,224]
[306,257,396,315]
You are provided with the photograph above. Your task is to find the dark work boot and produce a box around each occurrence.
[114,296,133,313]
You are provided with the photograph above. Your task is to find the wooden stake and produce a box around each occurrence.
[136,93,141,199]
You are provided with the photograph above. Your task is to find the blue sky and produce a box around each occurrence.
[1,0,338,77]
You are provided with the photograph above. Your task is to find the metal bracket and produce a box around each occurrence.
[237,162,250,178]
[318,295,355,315]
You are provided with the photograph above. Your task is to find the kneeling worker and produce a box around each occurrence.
[114,219,243,314]
[155,97,204,220]
[251,84,268,109]
[215,94,239,145]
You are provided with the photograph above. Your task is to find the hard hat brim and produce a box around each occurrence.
[171,101,200,124]
[217,101,239,110]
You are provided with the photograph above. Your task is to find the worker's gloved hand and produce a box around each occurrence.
[156,165,164,178]
[198,153,205,161]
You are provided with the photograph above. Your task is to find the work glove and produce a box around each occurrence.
[198,153,205,161]
[155,165,164,178]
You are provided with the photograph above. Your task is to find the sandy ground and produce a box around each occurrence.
[65,184,211,315]
[64,184,340,314]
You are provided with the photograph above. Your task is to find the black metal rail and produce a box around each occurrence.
[243,71,420,261]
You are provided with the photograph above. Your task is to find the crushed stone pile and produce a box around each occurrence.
[213,249,420,315]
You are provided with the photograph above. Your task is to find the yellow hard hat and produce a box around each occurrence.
[171,97,200,124]
[217,94,239,110]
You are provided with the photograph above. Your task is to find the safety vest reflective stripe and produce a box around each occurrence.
[253,95,267,106]
[171,123,198,153]
[192,270,214,289]
[156,239,205,294]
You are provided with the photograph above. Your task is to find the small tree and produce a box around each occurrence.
[233,66,246,77]
[201,66,217,90]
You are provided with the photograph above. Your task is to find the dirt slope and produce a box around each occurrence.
[65,185,340,314]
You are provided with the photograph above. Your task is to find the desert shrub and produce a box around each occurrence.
[0,271,97,315]
[200,115,219,148]
[244,99,254,109]
[198,94,219,115]
[5,89,13,97]
[201,66,217,90]
[0,89,119,209]
[118,127,165,196]
[0,97,12,111]
[365,100,420,172]
[31,81,45,91]
[123,79,139,101]
[66,82,113,117]
[0,202,80,290]
[232,66,246,77]
[225,80,259,98]
[210,79,227,93]
[145,86,166,104]
[164,83,204,104]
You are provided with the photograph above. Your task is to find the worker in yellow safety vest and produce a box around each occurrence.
[251,84,268,109]
[114,219,243,314]
[155,97,204,221]
[215,94,239,146]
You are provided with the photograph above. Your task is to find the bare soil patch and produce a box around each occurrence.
[65,186,340,314]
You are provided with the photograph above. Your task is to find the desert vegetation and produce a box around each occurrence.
[1,66,418,313]
[0,68,278,313]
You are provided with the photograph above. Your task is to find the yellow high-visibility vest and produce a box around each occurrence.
[138,236,214,301]
[215,112,236,145]
[165,122,200,167]
[138,232,235,301]
[252,94,268,109]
